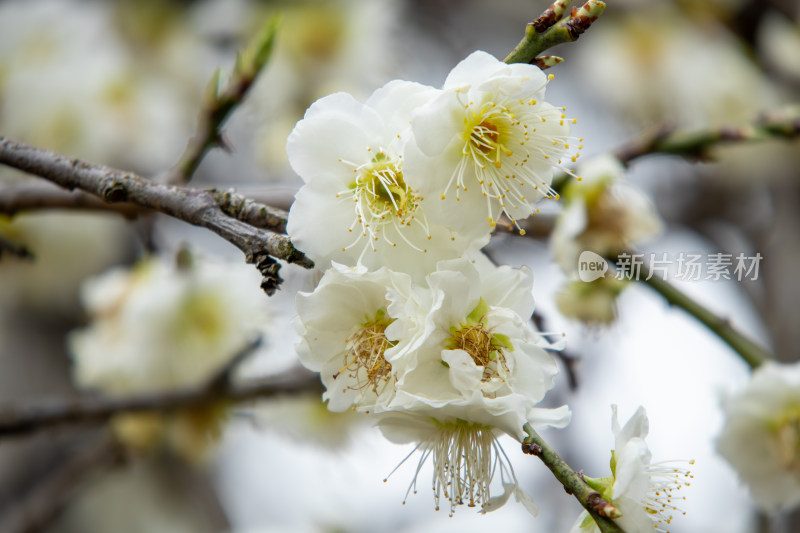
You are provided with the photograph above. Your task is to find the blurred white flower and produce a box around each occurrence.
[0,0,190,173]
[286,81,487,278]
[406,51,576,232]
[246,393,365,449]
[572,7,779,128]
[70,254,272,395]
[570,405,693,533]
[556,277,627,326]
[0,212,131,315]
[377,257,570,515]
[294,263,414,413]
[551,155,662,274]
[717,361,800,512]
[69,253,272,460]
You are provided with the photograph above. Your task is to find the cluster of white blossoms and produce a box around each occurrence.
[287,50,576,278]
[290,51,575,515]
[570,406,693,533]
[717,361,800,512]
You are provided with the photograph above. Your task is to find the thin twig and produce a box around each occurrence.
[0,370,320,439]
[504,1,606,65]
[0,181,145,218]
[635,261,771,368]
[0,432,124,533]
[551,107,800,193]
[0,338,316,438]
[165,17,279,185]
[615,109,800,164]
[522,424,624,533]
[0,137,311,294]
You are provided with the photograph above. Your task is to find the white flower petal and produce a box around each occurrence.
[443,50,506,90]
[442,349,484,395]
[612,404,650,450]
[408,90,464,156]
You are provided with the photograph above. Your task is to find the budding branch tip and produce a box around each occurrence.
[521,440,543,455]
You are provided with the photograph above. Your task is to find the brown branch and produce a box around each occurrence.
[0,137,312,294]
[0,181,145,218]
[0,368,321,439]
[0,181,289,234]
[209,188,288,233]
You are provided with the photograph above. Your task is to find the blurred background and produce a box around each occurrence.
[1,0,799,532]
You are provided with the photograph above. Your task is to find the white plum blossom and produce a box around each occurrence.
[378,257,570,515]
[556,277,627,326]
[551,154,662,274]
[570,405,693,533]
[0,0,189,173]
[406,50,577,233]
[717,361,800,512]
[294,263,414,413]
[286,80,488,278]
[69,253,273,460]
[70,254,272,395]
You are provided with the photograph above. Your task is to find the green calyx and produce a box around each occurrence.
[583,473,616,503]
[430,417,493,433]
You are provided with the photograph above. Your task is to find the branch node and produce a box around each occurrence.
[587,491,622,519]
[521,440,543,456]
[101,181,128,203]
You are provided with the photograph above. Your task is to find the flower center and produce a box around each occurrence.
[771,407,800,478]
[337,150,430,256]
[352,153,413,215]
[464,106,514,167]
[335,309,396,397]
[444,94,572,230]
[447,299,513,387]
[469,119,502,156]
